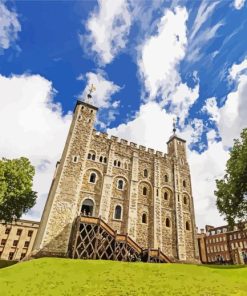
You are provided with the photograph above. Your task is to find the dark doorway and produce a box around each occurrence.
[81,199,94,216]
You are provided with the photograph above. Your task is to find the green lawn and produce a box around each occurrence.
[0,258,246,296]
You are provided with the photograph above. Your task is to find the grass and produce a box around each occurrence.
[0,259,18,269]
[0,258,246,296]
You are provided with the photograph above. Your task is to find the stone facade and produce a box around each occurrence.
[0,219,39,261]
[33,99,199,262]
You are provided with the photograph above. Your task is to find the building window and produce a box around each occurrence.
[99,156,103,162]
[89,172,96,183]
[87,153,91,160]
[117,179,124,190]
[1,239,6,246]
[143,169,148,177]
[166,218,171,227]
[20,253,26,260]
[114,205,122,220]
[8,252,14,260]
[156,189,159,196]
[117,161,121,167]
[183,180,186,188]
[28,230,33,237]
[114,160,117,166]
[142,213,147,224]
[104,157,107,163]
[5,228,10,234]
[92,154,96,161]
[165,175,168,182]
[13,240,18,247]
[24,241,30,248]
[72,155,79,163]
[16,229,22,236]
[164,192,168,200]
[183,195,187,205]
[186,221,190,231]
[143,187,147,196]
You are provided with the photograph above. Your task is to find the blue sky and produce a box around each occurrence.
[0,0,247,228]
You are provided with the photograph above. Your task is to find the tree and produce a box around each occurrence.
[215,128,247,227]
[0,157,37,222]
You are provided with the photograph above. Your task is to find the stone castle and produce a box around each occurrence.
[33,93,199,262]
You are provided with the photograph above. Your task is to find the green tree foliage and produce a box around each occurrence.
[215,128,247,227]
[0,157,37,222]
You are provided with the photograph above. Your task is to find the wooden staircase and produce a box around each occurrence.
[69,215,171,263]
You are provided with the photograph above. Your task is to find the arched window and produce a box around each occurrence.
[81,199,94,216]
[114,160,117,166]
[117,161,121,167]
[143,187,147,196]
[89,172,96,183]
[164,192,168,200]
[114,205,122,220]
[183,180,186,188]
[99,156,103,162]
[165,175,168,182]
[104,157,107,163]
[184,195,187,205]
[166,218,170,227]
[142,213,147,224]
[92,154,96,161]
[87,153,91,160]
[143,169,148,177]
[186,221,190,231]
[117,179,124,190]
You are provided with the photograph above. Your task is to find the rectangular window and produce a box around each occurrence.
[28,230,33,237]
[20,253,26,260]
[5,228,11,234]
[230,235,232,240]
[13,240,18,247]
[1,239,6,246]
[16,229,22,236]
[8,252,14,260]
[24,241,30,248]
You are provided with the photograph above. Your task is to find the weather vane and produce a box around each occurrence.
[173,117,177,134]
[86,84,96,104]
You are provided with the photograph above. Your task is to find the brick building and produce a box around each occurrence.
[0,219,39,261]
[197,224,247,264]
[33,93,199,263]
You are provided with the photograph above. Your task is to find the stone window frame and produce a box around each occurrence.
[113,204,123,221]
[164,191,169,201]
[88,150,96,161]
[164,174,169,182]
[117,178,125,191]
[143,169,148,178]
[72,155,79,163]
[165,217,171,228]
[141,212,148,224]
[143,186,147,196]
[185,221,190,231]
[183,180,186,188]
[89,172,97,184]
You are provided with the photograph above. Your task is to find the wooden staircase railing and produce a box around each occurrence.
[69,215,171,263]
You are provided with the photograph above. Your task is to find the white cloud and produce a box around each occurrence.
[202,97,220,123]
[0,2,21,53]
[228,57,247,80]
[233,0,246,9]
[168,82,199,125]
[190,1,219,40]
[189,137,229,228]
[81,0,131,65]
[139,6,188,99]
[0,74,72,220]
[80,71,120,109]
[108,102,174,152]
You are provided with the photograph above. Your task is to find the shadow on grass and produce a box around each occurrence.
[0,259,18,269]
[197,264,247,270]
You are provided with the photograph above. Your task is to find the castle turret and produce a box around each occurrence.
[166,122,198,262]
[33,89,98,257]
